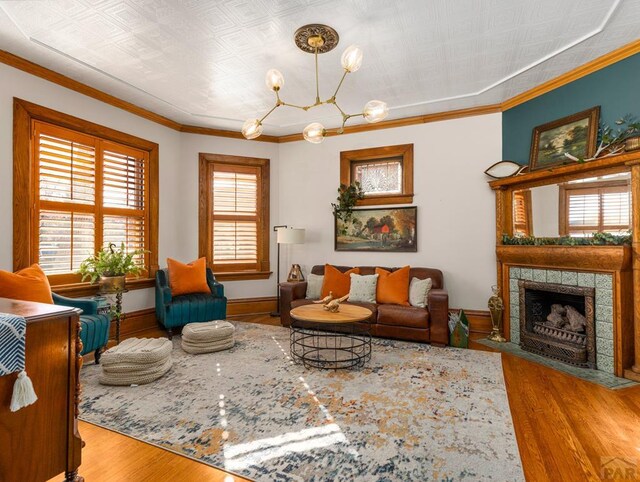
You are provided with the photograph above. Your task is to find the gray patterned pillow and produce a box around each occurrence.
[348,273,378,303]
[409,277,433,308]
[305,273,324,300]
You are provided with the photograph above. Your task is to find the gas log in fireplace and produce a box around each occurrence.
[519,280,596,368]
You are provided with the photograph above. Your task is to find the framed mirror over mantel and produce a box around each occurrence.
[488,151,640,381]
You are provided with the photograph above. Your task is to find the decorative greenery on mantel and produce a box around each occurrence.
[331,182,364,223]
[502,233,631,246]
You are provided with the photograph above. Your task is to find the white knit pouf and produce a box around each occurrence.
[99,337,173,386]
[181,320,235,354]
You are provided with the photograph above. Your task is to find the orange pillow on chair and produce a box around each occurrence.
[167,257,211,296]
[321,264,360,298]
[376,266,410,305]
[0,264,53,304]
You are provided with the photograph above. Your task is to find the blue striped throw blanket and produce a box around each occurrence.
[0,313,37,411]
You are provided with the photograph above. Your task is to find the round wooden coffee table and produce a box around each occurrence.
[289,304,372,369]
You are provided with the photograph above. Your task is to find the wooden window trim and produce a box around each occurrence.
[198,153,270,281]
[513,189,532,236]
[340,144,414,206]
[13,98,159,296]
[559,179,630,235]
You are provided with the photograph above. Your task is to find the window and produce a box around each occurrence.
[198,153,270,281]
[559,180,630,236]
[512,190,532,236]
[340,144,413,205]
[14,99,159,292]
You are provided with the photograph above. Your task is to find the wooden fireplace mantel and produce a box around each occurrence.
[489,151,640,380]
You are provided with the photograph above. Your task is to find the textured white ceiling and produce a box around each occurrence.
[0,0,639,135]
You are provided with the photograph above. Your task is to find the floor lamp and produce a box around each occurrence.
[271,226,306,317]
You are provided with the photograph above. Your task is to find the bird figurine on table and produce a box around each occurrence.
[323,294,349,312]
[313,292,333,305]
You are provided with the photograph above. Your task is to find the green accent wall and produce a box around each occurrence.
[503,52,640,164]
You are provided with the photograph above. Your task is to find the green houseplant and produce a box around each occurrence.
[331,181,365,223]
[78,243,147,292]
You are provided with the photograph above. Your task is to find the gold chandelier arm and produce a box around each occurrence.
[280,101,313,111]
[314,47,321,105]
[258,102,280,123]
[329,70,349,102]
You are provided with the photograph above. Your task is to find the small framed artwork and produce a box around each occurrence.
[529,106,600,171]
[335,206,417,252]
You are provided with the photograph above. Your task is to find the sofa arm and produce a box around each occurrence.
[207,270,224,297]
[52,292,98,315]
[428,289,449,346]
[279,281,307,327]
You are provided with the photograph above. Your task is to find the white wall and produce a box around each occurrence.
[277,114,502,310]
[531,184,560,237]
[178,133,279,299]
[0,63,278,311]
[0,61,502,312]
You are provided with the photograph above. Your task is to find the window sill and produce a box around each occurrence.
[51,277,156,298]
[356,194,414,206]
[213,271,272,282]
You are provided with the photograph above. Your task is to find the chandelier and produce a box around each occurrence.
[241,24,389,143]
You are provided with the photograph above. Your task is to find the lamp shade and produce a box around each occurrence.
[277,227,305,244]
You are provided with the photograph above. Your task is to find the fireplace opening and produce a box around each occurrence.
[519,280,596,368]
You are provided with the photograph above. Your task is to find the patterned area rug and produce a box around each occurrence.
[80,321,524,481]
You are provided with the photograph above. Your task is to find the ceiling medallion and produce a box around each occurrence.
[242,24,389,143]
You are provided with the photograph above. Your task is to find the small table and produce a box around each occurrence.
[98,288,128,344]
[289,304,372,369]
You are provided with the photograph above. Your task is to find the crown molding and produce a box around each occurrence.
[501,38,640,111]
[277,104,503,143]
[2,37,639,142]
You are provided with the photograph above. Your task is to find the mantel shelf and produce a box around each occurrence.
[496,245,632,272]
[489,150,640,189]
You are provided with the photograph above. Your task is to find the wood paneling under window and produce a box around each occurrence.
[198,153,270,281]
[13,98,159,293]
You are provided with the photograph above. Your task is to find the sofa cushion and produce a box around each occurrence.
[0,264,53,304]
[409,277,433,308]
[375,266,410,305]
[348,273,378,303]
[377,304,429,329]
[305,273,324,299]
[167,257,210,296]
[321,264,360,298]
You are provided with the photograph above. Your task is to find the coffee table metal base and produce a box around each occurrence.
[290,321,371,369]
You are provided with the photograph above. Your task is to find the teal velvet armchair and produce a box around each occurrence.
[155,268,227,339]
[52,293,111,364]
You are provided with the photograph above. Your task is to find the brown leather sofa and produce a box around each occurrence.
[279,265,449,346]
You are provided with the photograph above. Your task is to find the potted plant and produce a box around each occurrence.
[78,243,147,292]
[331,181,365,223]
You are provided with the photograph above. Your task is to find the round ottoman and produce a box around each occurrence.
[99,337,173,386]
[181,320,235,354]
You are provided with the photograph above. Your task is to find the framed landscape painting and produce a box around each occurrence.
[335,206,417,252]
[529,106,600,171]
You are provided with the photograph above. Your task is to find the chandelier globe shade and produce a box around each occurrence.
[341,45,363,73]
[241,118,263,139]
[240,24,387,143]
[363,100,389,123]
[303,123,326,144]
[265,69,284,91]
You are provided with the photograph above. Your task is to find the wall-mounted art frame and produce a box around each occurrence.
[340,144,413,205]
[335,206,417,252]
[529,106,600,171]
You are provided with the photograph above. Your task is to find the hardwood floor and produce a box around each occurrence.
[58,314,640,482]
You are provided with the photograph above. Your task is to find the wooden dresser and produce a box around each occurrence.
[0,299,84,482]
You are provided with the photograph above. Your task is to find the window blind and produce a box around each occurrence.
[33,121,150,281]
[513,190,531,236]
[212,169,259,266]
[564,183,630,235]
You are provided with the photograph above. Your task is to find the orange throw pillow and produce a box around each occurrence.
[0,264,53,304]
[376,266,410,305]
[167,257,211,296]
[321,264,360,298]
